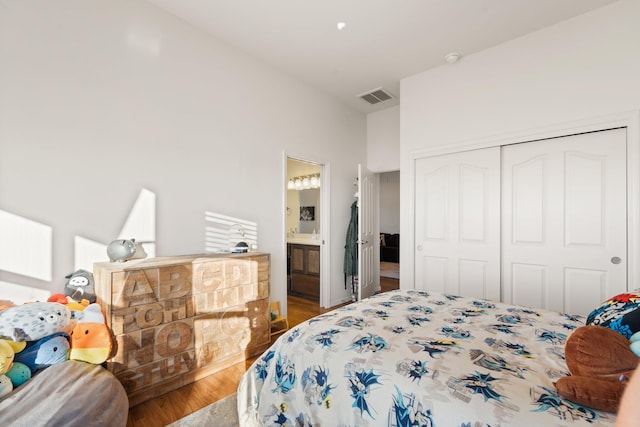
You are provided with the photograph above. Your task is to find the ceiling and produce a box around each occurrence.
[146,0,618,114]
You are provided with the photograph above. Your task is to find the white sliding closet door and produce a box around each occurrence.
[414,147,501,300]
[502,128,627,315]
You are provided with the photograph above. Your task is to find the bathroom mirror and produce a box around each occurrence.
[298,188,320,233]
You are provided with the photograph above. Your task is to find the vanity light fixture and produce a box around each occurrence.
[287,173,321,190]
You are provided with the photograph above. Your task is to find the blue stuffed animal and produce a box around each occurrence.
[15,332,70,374]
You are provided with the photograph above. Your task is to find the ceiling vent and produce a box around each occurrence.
[357,87,393,105]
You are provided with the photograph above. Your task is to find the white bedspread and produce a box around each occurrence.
[238,289,616,426]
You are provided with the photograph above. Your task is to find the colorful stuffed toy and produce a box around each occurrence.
[0,340,14,375]
[64,269,97,303]
[15,332,70,374]
[48,293,91,321]
[0,375,12,398]
[0,338,31,393]
[68,304,113,364]
[0,302,71,342]
[0,339,17,398]
[6,362,31,387]
[555,325,639,413]
[47,294,68,304]
[4,340,26,354]
[586,292,640,338]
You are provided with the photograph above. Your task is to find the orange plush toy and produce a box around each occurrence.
[555,325,639,413]
[69,303,113,364]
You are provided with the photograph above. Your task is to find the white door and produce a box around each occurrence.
[502,128,627,315]
[358,164,376,300]
[414,147,501,300]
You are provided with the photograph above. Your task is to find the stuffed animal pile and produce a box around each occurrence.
[0,270,113,399]
[555,292,640,413]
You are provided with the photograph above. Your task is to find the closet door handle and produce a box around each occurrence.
[417,245,423,251]
[611,256,622,264]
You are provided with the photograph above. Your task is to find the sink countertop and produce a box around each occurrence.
[287,237,321,246]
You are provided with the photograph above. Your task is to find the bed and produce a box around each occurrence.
[237,289,616,426]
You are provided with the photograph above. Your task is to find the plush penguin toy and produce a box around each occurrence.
[64,269,96,303]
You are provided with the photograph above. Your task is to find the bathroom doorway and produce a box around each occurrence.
[285,157,326,308]
[378,170,400,292]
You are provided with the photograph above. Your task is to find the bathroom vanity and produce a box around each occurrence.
[287,238,320,301]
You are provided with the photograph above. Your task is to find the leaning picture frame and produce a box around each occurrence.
[299,206,315,221]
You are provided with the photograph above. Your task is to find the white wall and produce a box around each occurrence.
[367,105,400,172]
[399,0,640,285]
[0,0,366,310]
[379,171,399,234]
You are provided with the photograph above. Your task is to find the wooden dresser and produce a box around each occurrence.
[93,252,270,407]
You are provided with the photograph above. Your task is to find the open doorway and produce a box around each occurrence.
[286,158,324,305]
[379,170,400,292]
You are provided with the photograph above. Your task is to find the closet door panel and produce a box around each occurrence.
[564,268,606,317]
[415,147,501,300]
[511,263,546,310]
[422,256,448,293]
[424,167,449,241]
[511,156,545,244]
[502,128,627,315]
[565,153,604,246]
[459,165,487,242]
[459,259,488,299]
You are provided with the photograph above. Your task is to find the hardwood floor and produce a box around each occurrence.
[380,276,400,293]
[126,276,400,426]
[126,358,252,427]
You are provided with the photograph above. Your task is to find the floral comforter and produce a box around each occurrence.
[237,290,616,426]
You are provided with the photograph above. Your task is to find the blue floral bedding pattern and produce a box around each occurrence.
[237,290,616,426]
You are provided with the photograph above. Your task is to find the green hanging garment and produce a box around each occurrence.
[344,200,358,289]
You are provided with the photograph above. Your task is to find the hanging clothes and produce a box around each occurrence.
[344,200,358,293]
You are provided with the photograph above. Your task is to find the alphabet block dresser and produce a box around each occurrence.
[93,253,270,406]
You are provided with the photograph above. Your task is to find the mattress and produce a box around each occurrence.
[237,289,616,426]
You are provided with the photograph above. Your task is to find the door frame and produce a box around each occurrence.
[283,151,331,308]
[406,110,640,293]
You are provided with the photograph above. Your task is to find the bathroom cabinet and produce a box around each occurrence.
[288,243,320,301]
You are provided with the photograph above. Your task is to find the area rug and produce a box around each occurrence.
[168,393,239,427]
[380,261,400,279]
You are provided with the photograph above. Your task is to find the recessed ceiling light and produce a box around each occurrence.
[337,22,346,30]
